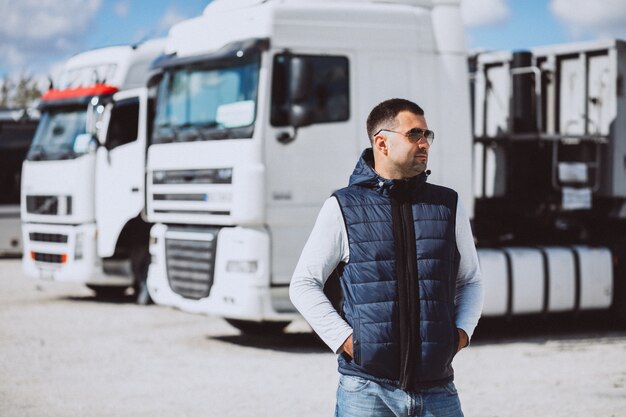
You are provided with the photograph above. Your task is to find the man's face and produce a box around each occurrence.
[379,110,430,179]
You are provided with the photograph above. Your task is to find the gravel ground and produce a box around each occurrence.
[1,258,625,417]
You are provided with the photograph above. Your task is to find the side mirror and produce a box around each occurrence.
[73,133,99,154]
[288,57,314,128]
[274,53,315,144]
[290,57,312,102]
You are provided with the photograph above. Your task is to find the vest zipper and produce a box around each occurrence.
[393,198,420,390]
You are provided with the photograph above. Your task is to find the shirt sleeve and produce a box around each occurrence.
[454,198,484,341]
[289,197,353,353]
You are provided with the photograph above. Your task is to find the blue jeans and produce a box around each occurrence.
[335,375,464,417]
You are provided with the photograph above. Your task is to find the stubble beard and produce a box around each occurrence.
[408,154,428,177]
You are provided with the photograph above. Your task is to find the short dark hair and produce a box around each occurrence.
[366,98,425,143]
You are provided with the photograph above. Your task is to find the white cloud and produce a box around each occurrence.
[0,0,102,73]
[550,0,626,40]
[0,0,101,41]
[114,1,130,18]
[157,7,188,34]
[0,44,27,69]
[461,0,510,28]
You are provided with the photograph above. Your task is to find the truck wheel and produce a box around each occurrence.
[225,319,291,336]
[131,245,151,305]
[87,285,128,299]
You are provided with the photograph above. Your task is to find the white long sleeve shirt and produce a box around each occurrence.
[289,196,484,354]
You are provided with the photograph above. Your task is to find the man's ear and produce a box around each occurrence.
[373,134,388,156]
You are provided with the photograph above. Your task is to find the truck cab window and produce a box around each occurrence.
[106,98,139,150]
[271,54,349,126]
[152,55,261,143]
[27,106,87,161]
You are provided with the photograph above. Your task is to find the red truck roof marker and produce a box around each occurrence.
[41,84,119,101]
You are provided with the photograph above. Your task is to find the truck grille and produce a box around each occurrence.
[29,232,69,243]
[153,168,232,185]
[165,230,218,300]
[32,252,65,263]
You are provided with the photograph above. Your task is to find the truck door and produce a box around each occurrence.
[265,52,358,286]
[95,88,148,257]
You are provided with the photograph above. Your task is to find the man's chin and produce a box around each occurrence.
[413,163,427,175]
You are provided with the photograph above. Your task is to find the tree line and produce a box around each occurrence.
[0,74,43,109]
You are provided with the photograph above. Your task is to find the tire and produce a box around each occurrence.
[87,285,128,299]
[131,244,152,305]
[225,319,291,336]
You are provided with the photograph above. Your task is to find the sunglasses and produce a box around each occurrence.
[374,128,435,145]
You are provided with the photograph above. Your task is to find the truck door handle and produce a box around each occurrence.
[131,187,140,193]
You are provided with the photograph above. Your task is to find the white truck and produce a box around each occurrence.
[146,0,626,333]
[0,108,39,256]
[470,39,625,320]
[146,0,473,333]
[21,39,164,302]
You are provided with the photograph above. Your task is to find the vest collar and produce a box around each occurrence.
[348,148,428,196]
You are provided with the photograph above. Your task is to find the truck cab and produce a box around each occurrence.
[146,0,472,332]
[21,40,164,302]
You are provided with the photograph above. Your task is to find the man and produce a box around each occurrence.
[290,98,483,417]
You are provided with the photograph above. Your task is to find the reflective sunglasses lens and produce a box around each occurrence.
[407,128,434,144]
[407,128,424,142]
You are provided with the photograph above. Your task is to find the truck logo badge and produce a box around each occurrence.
[272,191,292,201]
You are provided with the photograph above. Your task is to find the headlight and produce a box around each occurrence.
[216,168,233,183]
[226,260,258,273]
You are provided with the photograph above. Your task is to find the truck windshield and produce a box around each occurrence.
[26,106,88,161]
[152,55,260,144]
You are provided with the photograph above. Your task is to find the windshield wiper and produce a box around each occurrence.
[205,123,239,140]
[198,121,219,129]
[156,120,236,142]
[205,129,233,140]
[28,144,48,161]
[178,123,206,142]
[154,123,179,143]
[198,121,237,140]
[59,149,77,159]
[178,121,225,142]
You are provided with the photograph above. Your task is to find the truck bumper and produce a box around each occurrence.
[21,222,132,286]
[147,223,297,321]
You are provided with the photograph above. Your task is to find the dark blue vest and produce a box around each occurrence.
[332,149,460,390]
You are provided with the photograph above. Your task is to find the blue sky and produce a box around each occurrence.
[0,0,625,80]
[463,0,626,51]
[85,0,208,50]
[466,1,567,51]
